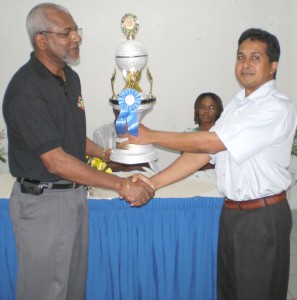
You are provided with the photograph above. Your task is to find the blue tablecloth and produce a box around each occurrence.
[0,196,223,300]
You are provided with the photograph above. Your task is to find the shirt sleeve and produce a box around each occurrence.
[7,94,62,156]
[214,99,296,164]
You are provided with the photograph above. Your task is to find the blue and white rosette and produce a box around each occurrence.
[116,88,142,136]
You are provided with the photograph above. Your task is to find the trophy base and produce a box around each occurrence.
[111,144,158,164]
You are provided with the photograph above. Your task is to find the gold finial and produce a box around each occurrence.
[121,13,139,40]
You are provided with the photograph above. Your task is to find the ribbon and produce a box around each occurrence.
[115,88,141,136]
[86,156,112,173]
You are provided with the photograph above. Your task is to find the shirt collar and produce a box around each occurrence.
[236,80,276,104]
[29,52,68,82]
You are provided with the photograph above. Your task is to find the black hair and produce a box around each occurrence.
[194,92,223,125]
[238,28,280,63]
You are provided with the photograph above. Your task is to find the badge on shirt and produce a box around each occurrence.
[77,96,85,110]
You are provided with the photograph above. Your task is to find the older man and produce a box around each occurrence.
[2,3,154,300]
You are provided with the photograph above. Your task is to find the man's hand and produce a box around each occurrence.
[119,124,152,147]
[131,173,155,189]
[128,174,156,207]
[119,176,155,207]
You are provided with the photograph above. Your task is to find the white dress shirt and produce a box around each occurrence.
[211,80,297,200]
[93,123,116,150]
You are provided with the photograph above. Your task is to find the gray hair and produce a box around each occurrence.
[26,3,70,46]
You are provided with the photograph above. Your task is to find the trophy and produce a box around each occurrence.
[109,13,158,165]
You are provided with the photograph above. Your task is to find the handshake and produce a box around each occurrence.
[120,173,156,207]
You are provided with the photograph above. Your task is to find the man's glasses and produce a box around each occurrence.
[38,28,83,40]
[198,105,217,112]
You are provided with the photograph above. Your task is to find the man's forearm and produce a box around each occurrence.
[41,147,122,190]
[86,138,103,157]
[86,138,111,161]
[40,147,155,203]
[124,126,226,154]
[148,130,224,154]
[151,152,211,190]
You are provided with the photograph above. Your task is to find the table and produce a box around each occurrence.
[0,171,224,300]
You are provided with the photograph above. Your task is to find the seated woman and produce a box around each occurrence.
[185,92,223,169]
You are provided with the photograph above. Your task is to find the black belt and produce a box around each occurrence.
[17,178,80,195]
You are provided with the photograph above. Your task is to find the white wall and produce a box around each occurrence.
[0,0,296,206]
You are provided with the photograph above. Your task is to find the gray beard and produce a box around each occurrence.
[65,56,80,66]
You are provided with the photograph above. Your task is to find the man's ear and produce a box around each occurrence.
[270,61,278,75]
[34,33,46,50]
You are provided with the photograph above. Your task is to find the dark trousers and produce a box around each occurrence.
[217,199,292,300]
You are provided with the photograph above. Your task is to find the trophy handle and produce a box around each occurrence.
[147,68,153,98]
[111,68,117,99]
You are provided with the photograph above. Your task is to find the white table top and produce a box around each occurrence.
[0,169,222,200]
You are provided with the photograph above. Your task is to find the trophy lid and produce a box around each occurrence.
[115,40,148,72]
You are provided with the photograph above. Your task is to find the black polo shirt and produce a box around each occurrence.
[3,52,86,181]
